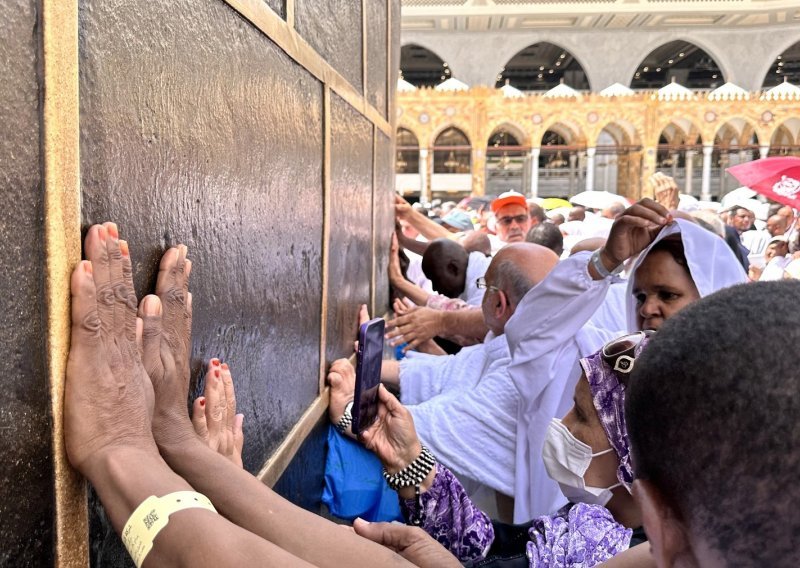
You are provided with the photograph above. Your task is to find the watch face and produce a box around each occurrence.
[344,401,354,417]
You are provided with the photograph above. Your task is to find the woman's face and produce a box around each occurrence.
[561,376,619,489]
[633,249,701,331]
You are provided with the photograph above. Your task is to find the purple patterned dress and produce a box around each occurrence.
[401,465,633,567]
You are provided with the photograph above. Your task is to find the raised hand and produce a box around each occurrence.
[601,198,672,269]
[395,194,413,221]
[191,359,245,468]
[648,172,680,211]
[65,223,156,477]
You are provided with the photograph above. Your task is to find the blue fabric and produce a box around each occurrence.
[322,425,403,522]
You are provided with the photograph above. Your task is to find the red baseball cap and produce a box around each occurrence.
[491,191,528,213]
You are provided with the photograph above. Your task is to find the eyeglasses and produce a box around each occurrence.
[475,277,500,294]
[496,214,529,227]
[600,330,654,379]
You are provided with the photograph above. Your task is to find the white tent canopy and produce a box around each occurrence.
[435,77,469,92]
[761,78,800,101]
[543,80,580,99]
[500,79,524,98]
[599,83,635,97]
[708,82,749,101]
[657,78,694,101]
[397,78,417,92]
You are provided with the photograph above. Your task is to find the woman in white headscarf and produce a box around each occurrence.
[505,199,748,523]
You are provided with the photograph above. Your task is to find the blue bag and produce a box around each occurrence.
[322,425,403,522]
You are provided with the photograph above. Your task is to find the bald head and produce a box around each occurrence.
[421,238,469,298]
[767,214,788,237]
[568,206,586,222]
[569,237,607,256]
[489,243,559,306]
[481,243,558,335]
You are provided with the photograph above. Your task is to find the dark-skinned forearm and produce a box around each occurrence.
[160,438,412,568]
[86,448,312,567]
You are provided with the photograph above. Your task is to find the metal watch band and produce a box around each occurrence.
[335,401,353,434]
[590,249,623,278]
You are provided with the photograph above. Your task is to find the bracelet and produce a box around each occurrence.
[122,491,217,567]
[335,401,353,434]
[382,446,436,491]
[590,249,623,278]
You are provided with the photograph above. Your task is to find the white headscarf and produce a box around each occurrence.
[624,218,748,331]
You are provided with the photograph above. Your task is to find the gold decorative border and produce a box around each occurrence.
[222,0,391,137]
[318,86,332,397]
[42,0,86,565]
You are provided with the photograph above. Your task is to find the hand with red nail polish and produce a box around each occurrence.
[191,360,245,468]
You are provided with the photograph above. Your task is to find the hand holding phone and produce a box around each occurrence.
[352,318,385,435]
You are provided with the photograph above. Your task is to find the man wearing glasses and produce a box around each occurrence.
[491,191,532,247]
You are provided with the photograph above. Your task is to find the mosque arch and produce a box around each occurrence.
[432,126,471,174]
[495,42,590,92]
[400,43,451,88]
[396,128,420,175]
[713,119,759,196]
[485,125,528,195]
[655,119,704,196]
[713,118,758,149]
[630,40,725,89]
[594,121,643,196]
[769,118,800,156]
[537,122,587,197]
[760,39,800,89]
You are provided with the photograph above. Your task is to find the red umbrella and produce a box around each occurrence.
[726,157,800,209]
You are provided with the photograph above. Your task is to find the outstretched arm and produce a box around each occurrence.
[386,307,487,352]
[389,233,431,307]
[143,244,411,568]
[66,224,312,567]
[396,195,451,241]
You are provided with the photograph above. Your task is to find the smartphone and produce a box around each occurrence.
[351,318,385,435]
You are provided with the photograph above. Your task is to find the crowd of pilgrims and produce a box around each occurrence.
[64,172,797,568]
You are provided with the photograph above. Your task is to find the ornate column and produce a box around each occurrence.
[568,152,578,196]
[585,146,596,191]
[684,149,695,196]
[759,144,770,159]
[471,148,486,196]
[671,151,680,180]
[701,143,713,202]
[529,147,540,198]
[419,148,430,203]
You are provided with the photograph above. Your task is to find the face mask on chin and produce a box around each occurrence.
[542,418,623,507]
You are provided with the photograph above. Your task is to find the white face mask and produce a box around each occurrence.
[542,418,622,507]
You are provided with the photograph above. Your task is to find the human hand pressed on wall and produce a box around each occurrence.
[600,198,672,270]
[388,233,405,285]
[326,358,357,439]
[395,194,414,221]
[139,244,198,452]
[360,385,422,474]
[648,172,680,211]
[64,223,158,477]
[386,307,444,352]
[353,519,461,568]
[192,359,245,468]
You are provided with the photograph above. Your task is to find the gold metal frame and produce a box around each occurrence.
[43,0,86,565]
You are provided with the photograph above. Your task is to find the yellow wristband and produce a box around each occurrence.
[121,491,216,567]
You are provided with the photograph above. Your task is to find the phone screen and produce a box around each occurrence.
[352,318,385,435]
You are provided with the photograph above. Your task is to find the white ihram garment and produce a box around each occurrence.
[507,219,747,522]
